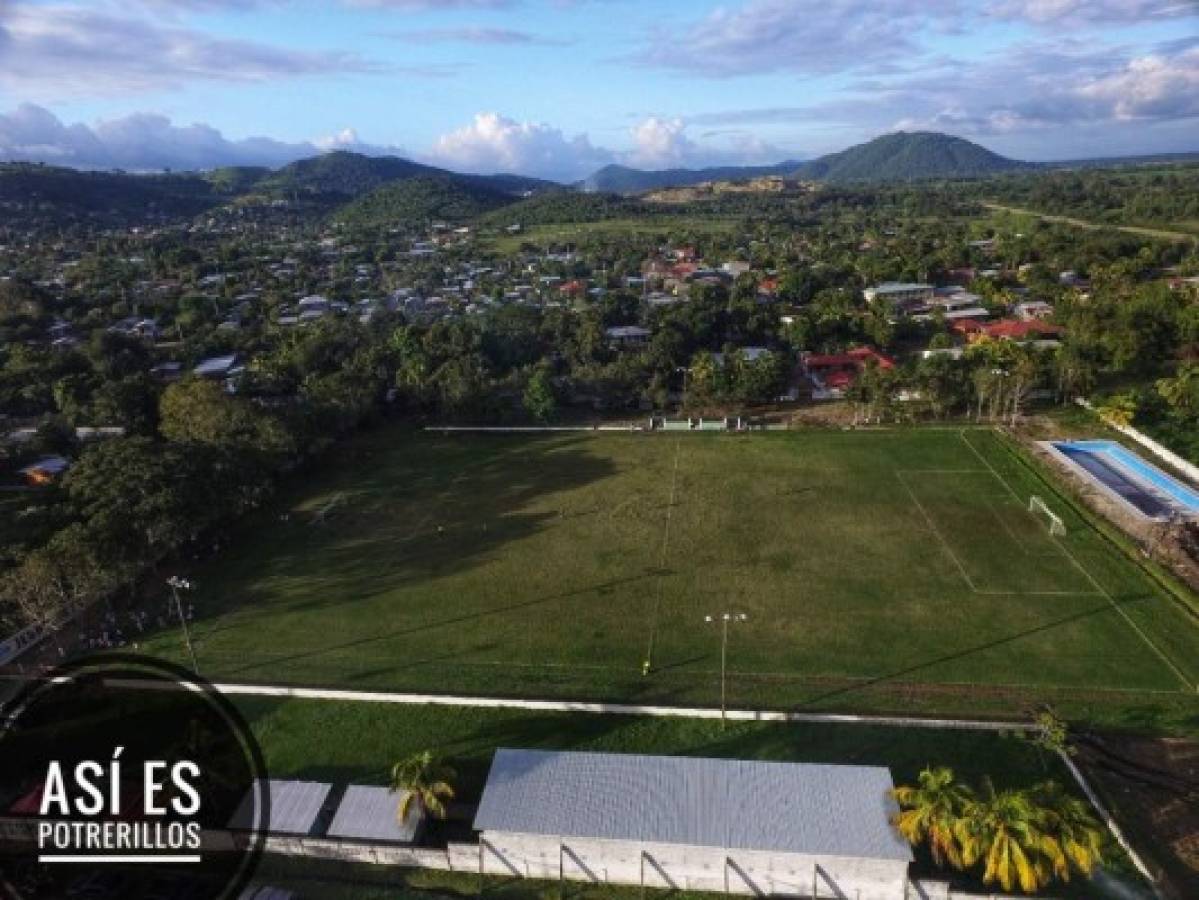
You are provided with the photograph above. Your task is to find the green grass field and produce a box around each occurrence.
[142,427,1199,728]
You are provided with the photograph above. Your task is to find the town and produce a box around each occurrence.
[2,1,1199,898]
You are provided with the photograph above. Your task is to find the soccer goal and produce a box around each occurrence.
[1029,495,1067,536]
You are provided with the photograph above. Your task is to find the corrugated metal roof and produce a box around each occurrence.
[326,785,422,844]
[228,779,330,835]
[473,750,911,861]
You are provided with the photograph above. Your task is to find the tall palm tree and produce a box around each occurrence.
[1032,781,1105,881]
[389,751,456,823]
[889,767,973,869]
[956,779,1059,894]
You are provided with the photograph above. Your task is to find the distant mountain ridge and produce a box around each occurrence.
[583,132,1031,193]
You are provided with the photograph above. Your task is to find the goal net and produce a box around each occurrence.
[1029,496,1066,536]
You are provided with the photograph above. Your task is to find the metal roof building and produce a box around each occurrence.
[473,750,911,899]
[326,785,423,845]
[229,779,332,836]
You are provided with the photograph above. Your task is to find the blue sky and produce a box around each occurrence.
[0,0,1196,179]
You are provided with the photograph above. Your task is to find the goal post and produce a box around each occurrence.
[1029,495,1066,536]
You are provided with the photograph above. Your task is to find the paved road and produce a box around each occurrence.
[983,202,1198,244]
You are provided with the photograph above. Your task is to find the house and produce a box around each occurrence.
[804,347,895,397]
[606,325,652,349]
[473,749,911,898]
[911,290,989,323]
[1014,301,1053,321]
[151,361,184,381]
[18,456,71,487]
[978,319,1064,342]
[194,354,240,379]
[862,283,934,312]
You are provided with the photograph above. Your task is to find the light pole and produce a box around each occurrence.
[705,612,747,727]
[167,576,198,674]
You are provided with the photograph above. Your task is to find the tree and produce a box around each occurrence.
[160,379,293,458]
[956,779,1059,894]
[522,366,557,422]
[389,751,456,822]
[890,767,973,869]
[1031,781,1105,882]
[1156,362,1199,420]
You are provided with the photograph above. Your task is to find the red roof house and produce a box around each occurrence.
[978,319,1063,342]
[804,347,895,393]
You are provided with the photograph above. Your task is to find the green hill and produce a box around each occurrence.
[257,151,442,201]
[796,132,1027,181]
[0,162,221,222]
[478,189,646,226]
[581,161,804,194]
[335,176,516,226]
[578,132,1030,193]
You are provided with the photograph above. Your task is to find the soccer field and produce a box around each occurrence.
[144,427,1199,722]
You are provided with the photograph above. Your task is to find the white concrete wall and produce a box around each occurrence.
[1076,398,1199,486]
[479,831,909,899]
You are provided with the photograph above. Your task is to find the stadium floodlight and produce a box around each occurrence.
[705,612,748,727]
[167,576,198,674]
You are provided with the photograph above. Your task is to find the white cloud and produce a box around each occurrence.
[986,0,1193,24]
[0,104,332,170]
[426,112,613,180]
[628,117,695,167]
[0,3,378,99]
[631,0,958,77]
[382,27,570,46]
[1073,48,1199,121]
[887,44,1199,135]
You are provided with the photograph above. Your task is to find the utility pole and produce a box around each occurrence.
[704,612,747,727]
[168,576,198,674]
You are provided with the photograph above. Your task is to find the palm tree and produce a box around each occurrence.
[889,767,973,869]
[956,778,1059,894]
[1032,781,1105,881]
[389,751,456,823]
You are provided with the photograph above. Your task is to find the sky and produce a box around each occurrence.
[0,0,1196,181]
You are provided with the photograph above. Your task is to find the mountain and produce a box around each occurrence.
[335,175,516,226]
[795,132,1027,181]
[0,152,559,226]
[580,132,1029,194]
[581,161,804,194]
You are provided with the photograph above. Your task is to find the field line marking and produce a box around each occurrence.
[983,494,1034,556]
[207,679,1034,730]
[644,439,683,668]
[960,430,1196,691]
[895,470,979,593]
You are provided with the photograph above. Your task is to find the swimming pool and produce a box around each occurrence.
[1049,439,1199,519]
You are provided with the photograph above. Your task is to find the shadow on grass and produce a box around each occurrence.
[169,433,629,667]
[789,593,1182,709]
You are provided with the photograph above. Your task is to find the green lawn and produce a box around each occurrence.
[141,427,1199,730]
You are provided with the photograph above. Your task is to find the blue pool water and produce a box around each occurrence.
[1052,440,1199,518]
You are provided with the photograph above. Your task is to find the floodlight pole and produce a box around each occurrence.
[705,612,747,728]
[168,576,198,674]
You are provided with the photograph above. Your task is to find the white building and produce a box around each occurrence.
[473,749,912,899]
